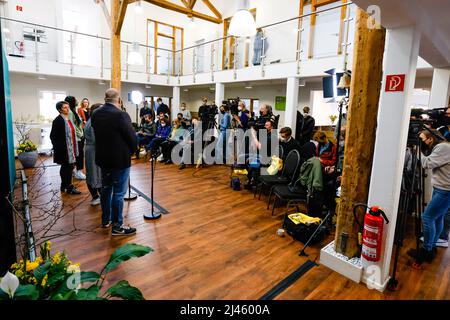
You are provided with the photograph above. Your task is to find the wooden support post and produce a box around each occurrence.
[334,8,386,257]
[111,0,121,92]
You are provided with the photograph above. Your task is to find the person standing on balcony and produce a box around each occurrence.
[253,28,268,66]
[65,96,86,180]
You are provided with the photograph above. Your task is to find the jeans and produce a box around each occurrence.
[422,188,450,251]
[215,130,231,164]
[439,209,450,241]
[100,167,130,227]
[87,184,101,200]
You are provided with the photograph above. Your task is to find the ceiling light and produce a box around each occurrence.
[38,75,46,80]
[128,42,143,65]
[245,86,252,89]
[145,85,151,89]
[98,80,106,85]
[229,0,256,37]
[188,17,196,29]
[299,79,306,87]
[183,89,189,92]
[134,1,143,15]
[209,87,215,91]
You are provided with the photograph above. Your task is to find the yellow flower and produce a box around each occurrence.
[41,274,48,287]
[35,257,43,264]
[46,241,51,252]
[15,270,23,279]
[52,252,61,265]
[26,261,39,272]
[67,264,80,273]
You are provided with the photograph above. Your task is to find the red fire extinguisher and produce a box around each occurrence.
[353,204,389,262]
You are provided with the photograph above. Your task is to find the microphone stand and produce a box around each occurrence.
[124,177,138,201]
[144,152,162,220]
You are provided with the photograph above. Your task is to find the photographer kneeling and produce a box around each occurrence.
[408,129,450,265]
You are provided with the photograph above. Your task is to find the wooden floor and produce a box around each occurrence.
[20,157,450,300]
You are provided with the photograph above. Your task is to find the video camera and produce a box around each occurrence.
[222,98,240,116]
[411,108,450,128]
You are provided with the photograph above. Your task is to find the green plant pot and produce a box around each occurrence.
[18,150,38,168]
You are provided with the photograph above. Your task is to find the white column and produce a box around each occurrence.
[172,86,180,121]
[429,68,450,109]
[364,26,421,291]
[424,68,450,203]
[284,77,299,134]
[215,82,225,106]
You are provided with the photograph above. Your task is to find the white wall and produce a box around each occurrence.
[9,73,173,123]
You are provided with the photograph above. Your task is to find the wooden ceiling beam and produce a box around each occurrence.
[94,0,112,30]
[143,0,222,23]
[202,0,222,20]
[189,0,197,9]
[115,0,130,35]
[181,0,190,8]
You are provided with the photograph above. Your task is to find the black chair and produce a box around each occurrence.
[254,149,300,200]
[268,178,309,216]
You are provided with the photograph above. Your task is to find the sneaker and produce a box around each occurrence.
[90,198,101,206]
[112,225,136,236]
[436,238,449,248]
[419,236,448,248]
[74,170,86,180]
[101,221,112,228]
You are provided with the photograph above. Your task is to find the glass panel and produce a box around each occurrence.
[158,24,173,36]
[157,35,173,75]
[313,4,341,58]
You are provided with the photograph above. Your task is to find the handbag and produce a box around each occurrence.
[283,213,327,244]
[266,155,283,175]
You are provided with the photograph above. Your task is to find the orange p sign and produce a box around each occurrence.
[385,74,406,92]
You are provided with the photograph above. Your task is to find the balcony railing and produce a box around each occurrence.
[1,2,355,80]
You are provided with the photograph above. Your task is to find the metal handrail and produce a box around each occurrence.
[1,1,353,54]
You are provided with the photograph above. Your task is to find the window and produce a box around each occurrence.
[147,20,184,75]
[39,91,66,122]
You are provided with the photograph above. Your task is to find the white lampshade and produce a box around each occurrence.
[229,9,257,37]
[131,90,143,105]
[128,42,143,65]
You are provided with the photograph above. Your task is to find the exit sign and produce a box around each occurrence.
[16,5,23,12]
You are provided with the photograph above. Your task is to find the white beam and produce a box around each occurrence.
[429,68,450,109]
[364,26,421,291]
[284,77,299,134]
[172,86,181,121]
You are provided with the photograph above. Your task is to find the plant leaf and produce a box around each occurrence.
[79,272,100,283]
[104,244,152,274]
[0,288,10,300]
[13,285,40,300]
[75,285,100,300]
[33,261,51,284]
[106,280,144,300]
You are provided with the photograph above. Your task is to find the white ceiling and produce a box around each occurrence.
[352,0,450,68]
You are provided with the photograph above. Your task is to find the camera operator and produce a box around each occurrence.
[216,103,232,164]
[198,98,209,122]
[407,129,450,264]
[256,104,276,128]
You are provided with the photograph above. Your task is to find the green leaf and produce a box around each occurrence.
[106,280,144,300]
[33,261,51,284]
[75,285,100,300]
[0,288,9,300]
[79,272,101,283]
[45,273,67,287]
[104,244,152,274]
[13,285,40,300]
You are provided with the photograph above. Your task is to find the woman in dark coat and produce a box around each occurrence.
[50,101,81,195]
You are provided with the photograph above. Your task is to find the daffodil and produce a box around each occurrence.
[0,272,19,298]
[26,261,39,272]
[52,252,61,265]
[67,264,80,273]
[41,274,48,287]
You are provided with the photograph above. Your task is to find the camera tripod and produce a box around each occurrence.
[387,133,426,290]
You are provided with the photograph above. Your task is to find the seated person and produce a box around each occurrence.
[279,127,302,160]
[233,101,249,130]
[314,131,337,169]
[161,120,186,164]
[155,112,166,126]
[136,114,156,159]
[246,120,277,188]
[145,117,171,157]
[180,102,192,121]
[256,104,276,129]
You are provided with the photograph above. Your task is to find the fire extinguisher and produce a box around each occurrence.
[353,204,389,262]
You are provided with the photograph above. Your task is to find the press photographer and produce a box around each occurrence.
[407,129,450,265]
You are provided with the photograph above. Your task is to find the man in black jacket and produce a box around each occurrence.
[91,88,137,236]
[156,97,170,118]
[299,106,315,146]
[279,127,302,160]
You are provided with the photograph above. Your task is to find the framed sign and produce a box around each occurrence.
[275,96,286,111]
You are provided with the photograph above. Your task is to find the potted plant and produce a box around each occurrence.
[15,120,39,168]
[0,241,152,300]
